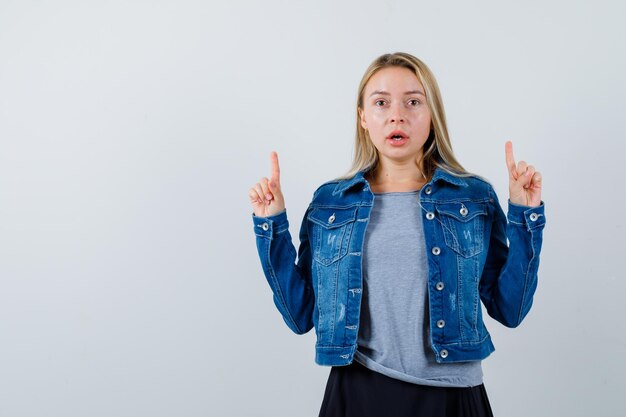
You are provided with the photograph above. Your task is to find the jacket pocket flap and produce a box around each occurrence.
[308,207,358,229]
[435,202,487,222]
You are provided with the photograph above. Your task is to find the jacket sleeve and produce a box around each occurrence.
[251,206,315,335]
[479,186,546,328]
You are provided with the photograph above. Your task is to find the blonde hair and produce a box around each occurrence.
[332,52,474,182]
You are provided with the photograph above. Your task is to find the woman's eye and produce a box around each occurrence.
[375,100,386,106]
[408,99,421,106]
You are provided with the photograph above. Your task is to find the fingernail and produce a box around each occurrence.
[266,193,272,200]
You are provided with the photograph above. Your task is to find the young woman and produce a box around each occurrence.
[249,52,545,417]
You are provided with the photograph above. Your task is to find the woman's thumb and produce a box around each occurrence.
[269,179,280,193]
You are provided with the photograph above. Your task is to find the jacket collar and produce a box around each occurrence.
[333,166,468,196]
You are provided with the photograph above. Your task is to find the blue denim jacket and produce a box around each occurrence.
[252,167,545,366]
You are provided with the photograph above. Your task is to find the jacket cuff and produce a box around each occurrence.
[507,200,546,230]
[252,209,288,238]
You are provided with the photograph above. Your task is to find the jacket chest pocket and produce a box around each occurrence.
[307,207,357,266]
[435,202,488,258]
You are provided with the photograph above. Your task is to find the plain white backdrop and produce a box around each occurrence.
[1,1,625,416]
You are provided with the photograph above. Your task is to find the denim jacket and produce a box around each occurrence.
[251,167,546,366]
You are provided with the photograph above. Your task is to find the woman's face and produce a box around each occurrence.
[358,66,432,165]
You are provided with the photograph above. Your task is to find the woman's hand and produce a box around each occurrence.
[249,151,286,217]
[505,141,542,207]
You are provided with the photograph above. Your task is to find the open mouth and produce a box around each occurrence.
[387,130,409,141]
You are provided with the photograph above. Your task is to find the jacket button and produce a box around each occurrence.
[440,349,448,359]
[261,222,269,231]
[424,186,432,195]
[426,212,435,220]
[328,213,335,223]
[431,247,441,255]
[459,206,468,216]
[437,319,445,328]
[529,213,539,221]
[436,281,444,291]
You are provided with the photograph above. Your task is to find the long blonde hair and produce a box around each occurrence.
[332,52,473,182]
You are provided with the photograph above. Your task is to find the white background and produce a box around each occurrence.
[1,1,625,416]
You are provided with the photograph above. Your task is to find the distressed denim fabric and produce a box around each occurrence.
[251,167,546,366]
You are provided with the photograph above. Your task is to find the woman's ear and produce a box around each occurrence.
[358,107,367,130]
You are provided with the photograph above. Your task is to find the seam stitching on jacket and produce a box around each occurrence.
[265,234,302,334]
[517,228,538,325]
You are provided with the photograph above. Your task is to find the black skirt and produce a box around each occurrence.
[318,360,494,417]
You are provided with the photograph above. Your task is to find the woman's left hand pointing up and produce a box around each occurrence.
[505,141,542,207]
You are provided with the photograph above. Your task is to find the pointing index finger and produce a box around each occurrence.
[270,151,280,182]
[505,141,517,179]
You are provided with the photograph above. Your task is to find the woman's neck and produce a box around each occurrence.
[366,167,427,193]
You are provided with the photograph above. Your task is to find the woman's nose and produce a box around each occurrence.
[389,102,405,123]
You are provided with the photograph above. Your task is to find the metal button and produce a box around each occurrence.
[436,282,444,291]
[426,212,435,220]
[459,205,468,217]
[432,247,441,255]
[440,349,448,359]
[328,213,336,223]
[437,319,445,328]
[529,213,539,222]
[261,222,269,231]
[424,186,432,195]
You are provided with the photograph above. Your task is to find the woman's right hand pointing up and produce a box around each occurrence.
[249,151,286,218]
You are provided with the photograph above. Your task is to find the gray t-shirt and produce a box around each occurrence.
[354,190,483,387]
